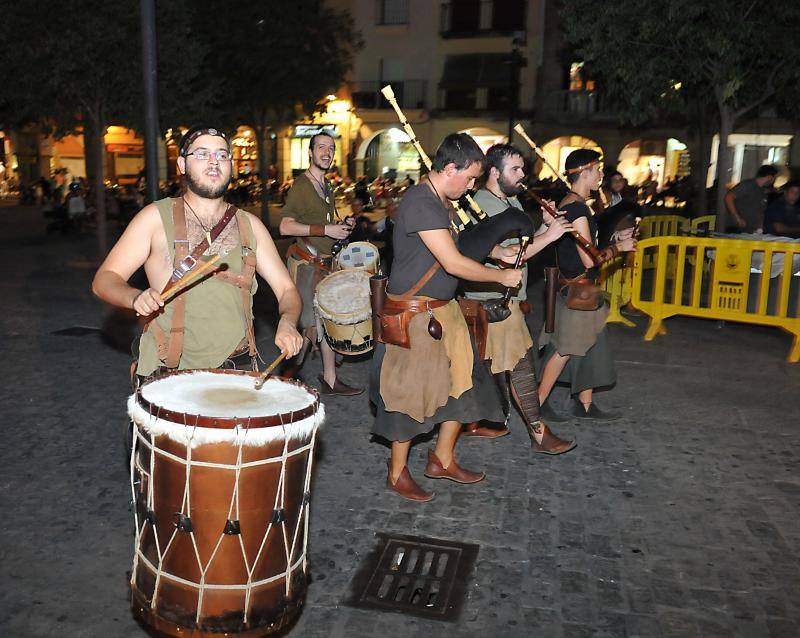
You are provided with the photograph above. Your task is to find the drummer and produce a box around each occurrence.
[460,143,575,453]
[92,125,304,378]
[279,132,363,396]
[371,133,523,502]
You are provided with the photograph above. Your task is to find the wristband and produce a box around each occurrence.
[308,224,326,237]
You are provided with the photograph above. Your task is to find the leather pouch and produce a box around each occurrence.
[562,278,602,311]
[458,298,488,360]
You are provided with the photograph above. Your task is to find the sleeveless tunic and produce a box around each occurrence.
[137,198,258,376]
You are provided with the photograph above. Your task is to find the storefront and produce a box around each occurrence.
[617,138,690,188]
[537,135,603,180]
[361,127,420,182]
[707,133,791,187]
[282,123,342,178]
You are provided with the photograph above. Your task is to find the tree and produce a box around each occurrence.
[560,0,800,227]
[192,0,362,224]
[0,0,205,256]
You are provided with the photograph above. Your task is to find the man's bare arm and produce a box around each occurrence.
[419,229,522,288]
[279,216,350,240]
[249,214,304,356]
[92,204,164,314]
[724,191,745,228]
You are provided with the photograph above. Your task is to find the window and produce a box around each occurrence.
[443,0,481,34]
[377,0,409,25]
[444,88,477,110]
[491,0,525,31]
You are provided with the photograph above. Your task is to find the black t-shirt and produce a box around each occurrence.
[555,201,597,279]
[388,183,458,299]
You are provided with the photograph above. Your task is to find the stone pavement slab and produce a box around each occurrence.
[0,205,798,637]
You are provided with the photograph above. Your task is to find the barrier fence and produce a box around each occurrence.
[628,235,800,363]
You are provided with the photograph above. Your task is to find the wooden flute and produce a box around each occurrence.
[522,187,602,264]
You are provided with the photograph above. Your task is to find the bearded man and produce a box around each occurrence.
[93,125,303,377]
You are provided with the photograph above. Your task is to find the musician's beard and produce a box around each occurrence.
[184,167,232,199]
[498,175,524,197]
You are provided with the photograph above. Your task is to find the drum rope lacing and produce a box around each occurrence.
[130,400,322,628]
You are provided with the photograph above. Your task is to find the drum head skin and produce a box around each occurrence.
[337,241,379,271]
[128,370,325,447]
[315,269,372,321]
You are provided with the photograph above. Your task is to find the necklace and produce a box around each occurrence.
[306,169,330,204]
[184,197,220,248]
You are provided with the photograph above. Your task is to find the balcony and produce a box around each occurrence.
[540,89,617,120]
[440,0,526,38]
[350,80,428,110]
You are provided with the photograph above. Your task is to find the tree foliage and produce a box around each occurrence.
[191,0,362,220]
[0,0,205,254]
[560,0,800,218]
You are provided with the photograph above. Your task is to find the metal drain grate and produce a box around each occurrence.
[345,533,479,621]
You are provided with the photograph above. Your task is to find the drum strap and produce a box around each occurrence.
[147,201,257,368]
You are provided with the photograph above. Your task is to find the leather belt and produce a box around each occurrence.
[286,243,332,270]
[383,298,449,314]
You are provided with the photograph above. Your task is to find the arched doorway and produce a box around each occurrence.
[458,127,507,154]
[617,137,690,190]
[358,128,420,182]
[538,136,603,180]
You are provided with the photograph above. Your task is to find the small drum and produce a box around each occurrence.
[314,269,373,355]
[127,369,324,637]
[336,241,380,273]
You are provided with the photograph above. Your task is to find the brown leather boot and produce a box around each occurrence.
[423,449,485,484]
[461,421,510,439]
[527,421,576,455]
[387,463,434,501]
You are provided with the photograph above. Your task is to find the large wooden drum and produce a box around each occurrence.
[127,369,324,637]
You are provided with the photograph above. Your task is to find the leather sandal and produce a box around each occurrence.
[526,421,576,455]
[423,449,485,484]
[461,421,510,439]
[317,375,363,396]
[571,399,621,421]
[387,463,434,502]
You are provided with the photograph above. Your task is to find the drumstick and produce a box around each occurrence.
[253,351,288,390]
[161,254,222,303]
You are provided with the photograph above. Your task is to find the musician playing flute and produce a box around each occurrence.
[279,131,361,396]
[537,149,636,421]
[92,126,304,378]
[371,134,524,502]
[460,143,575,453]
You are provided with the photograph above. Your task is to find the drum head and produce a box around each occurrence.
[314,269,372,321]
[337,241,379,271]
[134,369,320,431]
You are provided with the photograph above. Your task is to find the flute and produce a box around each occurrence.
[522,187,601,264]
[381,85,486,231]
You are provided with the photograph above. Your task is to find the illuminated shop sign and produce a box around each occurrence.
[293,124,339,138]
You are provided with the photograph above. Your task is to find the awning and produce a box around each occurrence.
[439,53,515,89]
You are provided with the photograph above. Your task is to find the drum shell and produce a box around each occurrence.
[319,316,373,355]
[314,269,374,355]
[130,373,319,636]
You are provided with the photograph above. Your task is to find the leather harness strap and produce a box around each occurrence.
[286,242,332,271]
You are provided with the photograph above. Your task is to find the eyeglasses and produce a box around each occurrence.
[185,149,232,161]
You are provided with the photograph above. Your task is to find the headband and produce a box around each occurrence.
[564,158,603,175]
[180,127,230,156]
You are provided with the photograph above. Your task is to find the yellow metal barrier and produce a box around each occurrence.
[639,214,688,239]
[690,215,716,234]
[639,215,688,270]
[601,257,635,327]
[630,236,800,362]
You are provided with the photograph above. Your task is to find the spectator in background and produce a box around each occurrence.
[724,164,778,232]
[763,180,800,238]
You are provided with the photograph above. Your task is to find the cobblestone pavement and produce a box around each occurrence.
[1,204,799,637]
